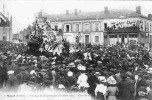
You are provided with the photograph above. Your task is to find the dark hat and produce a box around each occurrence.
[126,71,133,77]
[137,72,143,76]
[102,66,107,69]
[134,63,139,66]
[121,73,127,80]
[88,67,94,70]
[19,66,26,71]
[62,60,66,64]
[57,60,61,64]
[137,86,147,93]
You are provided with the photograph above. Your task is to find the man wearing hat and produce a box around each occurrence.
[54,72,70,90]
[135,72,149,97]
[126,71,135,100]
[77,65,89,91]
[5,70,19,91]
[118,73,135,100]
[87,69,99,98]
[18,75,32,92]
[16,66,30,85]
[66,71,76,89]
[0,61,7,89]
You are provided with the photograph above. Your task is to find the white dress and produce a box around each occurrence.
[77,73,89,89]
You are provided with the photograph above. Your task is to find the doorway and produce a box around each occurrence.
[85,35,89,44]
[121,35,124,43]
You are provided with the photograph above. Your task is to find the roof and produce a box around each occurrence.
[46,9,150,22]
[0,12,10,27]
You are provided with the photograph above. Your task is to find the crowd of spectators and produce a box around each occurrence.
[0,41,152,100]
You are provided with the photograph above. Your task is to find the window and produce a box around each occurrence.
[129,34,137,38]
[84,23,90,31]
[104,23,107,30]
[104,35,107,39]
[54,25,58,31]
[3,36,6,41]
[95,36,99,43]
[147,23,149,31]
[75,24,79,32]
[150,23,151,31]
[95,23,99,31]
[110,35,117,38]
[113,25,116,29]
[65,25,70,32]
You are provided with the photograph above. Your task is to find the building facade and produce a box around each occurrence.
[45,6,152,46]
[0,12,12,41]
[0,0,12,41]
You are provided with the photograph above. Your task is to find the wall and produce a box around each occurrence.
[63,32,75,43]
[0,27,11,41]
[0,27,3,40]
[50,17,152,45]
[91,32,104,45]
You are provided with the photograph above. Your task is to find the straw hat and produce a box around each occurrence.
[52,57,56,60]
[98,76,107,82]
[41,69,47,72]
[97,61,102,64]
[58,84,65,89]
[94,72,101,76]
[148,67,152,74]
[77,65,86,71]
[107,76,117,85]
[68,63,75,68]
[51,62,56,65]
[7,70,14,75]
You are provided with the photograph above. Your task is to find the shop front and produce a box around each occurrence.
[104,27,143,45]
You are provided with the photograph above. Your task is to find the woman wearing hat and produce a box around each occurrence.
[94,76,107,100]
[77,65,89,91]
[107,76,119,100]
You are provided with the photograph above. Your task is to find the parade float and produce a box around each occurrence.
[27,10,70,57]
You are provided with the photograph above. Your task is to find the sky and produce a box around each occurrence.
[5,0,152,34]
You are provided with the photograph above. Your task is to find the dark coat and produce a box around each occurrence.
[54,77,70,89]
[87,74,99,96]
[6,76,19,91]
[118,79,135,100]
[67,76,76,87]
[0,66,8,88]
[137,78,149,90]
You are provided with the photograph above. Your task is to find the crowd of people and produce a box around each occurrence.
[0,40,152,100]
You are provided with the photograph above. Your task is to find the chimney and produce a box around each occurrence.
[136,6,141,14]
[74,9,78,15]
[104,6,108,13]
[66,10,69,15]
[148,14,152,19]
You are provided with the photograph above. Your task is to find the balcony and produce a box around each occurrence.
[104,26,140,33]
